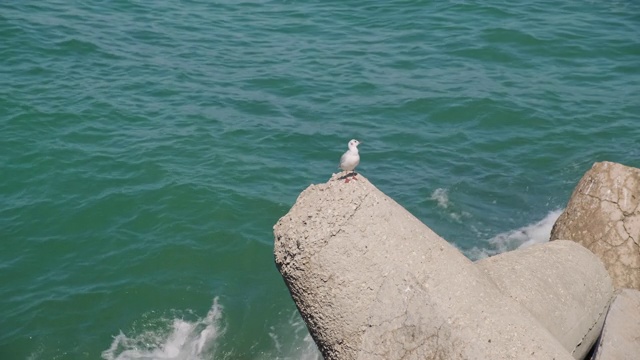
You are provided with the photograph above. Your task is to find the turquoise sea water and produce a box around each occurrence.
[1,1,639,359]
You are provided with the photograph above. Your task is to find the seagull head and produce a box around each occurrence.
[348,139,360,151]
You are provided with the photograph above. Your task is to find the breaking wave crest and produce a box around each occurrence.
[262,310,322,360]
[430,188,450,209]
[430,188,471,222]
[466,209,564,260]
[102,298,224,360]
[101,297,322,360]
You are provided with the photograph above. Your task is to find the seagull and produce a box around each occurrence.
[339,139,361,183]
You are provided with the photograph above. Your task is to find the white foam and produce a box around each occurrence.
[102,298,224,360]
[466,209,564,260]
[261,310,322,360]
[430,188,471,223]
[430,188,450,208]
[102,298,322,360]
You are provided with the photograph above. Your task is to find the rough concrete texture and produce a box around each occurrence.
[477,240,613,359]
[550,161,640,290]
[592,289,640,360]
[274,174,574,360]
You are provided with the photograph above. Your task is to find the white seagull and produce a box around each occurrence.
[339,139,361,183]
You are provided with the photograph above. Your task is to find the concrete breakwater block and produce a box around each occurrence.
[477,240,613,359]
[592,288,640,360]
[273,174,610,359]
[551,161,640,291]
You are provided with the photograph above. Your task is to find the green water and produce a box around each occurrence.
[1,1,639,359]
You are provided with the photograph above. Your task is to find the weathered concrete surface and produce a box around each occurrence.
[550,161,640,290]
[274,174,573,360]
[592,289,640,360]
[477,240,613,359]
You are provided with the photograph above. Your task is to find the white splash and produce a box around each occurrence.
[259,310,322,360]
[430,188,450,209]
[102,298,224,360]
[515,209,564,250]
[430,188,471,222]
[466,209,564,260]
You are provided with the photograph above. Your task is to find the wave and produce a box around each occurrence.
[466,209,564,260]
[429,187,471,222]
[101,298,322,360]
[102,298,224,360]
[430,188,450,209]
[262,310,322,360]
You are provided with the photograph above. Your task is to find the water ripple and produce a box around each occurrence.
[1,0,639,358]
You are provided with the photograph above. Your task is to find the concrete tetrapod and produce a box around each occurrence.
[477,241,613,359]
[551,161,640,290]
[592,288,640,360]
[274,174,573,360]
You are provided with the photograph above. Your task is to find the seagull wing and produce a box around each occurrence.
[339,151,348,168]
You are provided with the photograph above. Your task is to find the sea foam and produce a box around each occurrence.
[429,188,471,222]
[101,297,322,360]
[466,209,564,260]
[102,298,224,360]
[430,188,450,209]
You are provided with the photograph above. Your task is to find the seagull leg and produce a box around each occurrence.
[344,172,357,183]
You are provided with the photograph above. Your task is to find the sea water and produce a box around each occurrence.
[1,1,639,359]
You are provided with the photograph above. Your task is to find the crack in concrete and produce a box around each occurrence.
[367,275,409,328]
[578,189,639,249]
[361,270,455,360]
[324,190,371,249]
[571,295,612,355]
[286,187,371,266]
[622,220,639,248]
[578,190,620,208]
